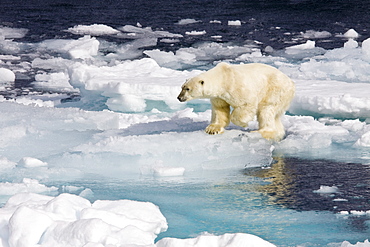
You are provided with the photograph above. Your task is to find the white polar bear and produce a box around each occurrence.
[177,62,295,141]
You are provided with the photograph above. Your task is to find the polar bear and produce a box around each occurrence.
[177,62,295,141]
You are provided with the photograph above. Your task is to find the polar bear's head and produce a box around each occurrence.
[177,77,205,102]
[177,62,229,102]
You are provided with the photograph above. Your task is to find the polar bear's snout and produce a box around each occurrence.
[177,89,188,102]
[177,92,187,102]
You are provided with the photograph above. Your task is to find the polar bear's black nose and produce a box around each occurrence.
[177,96,184,102]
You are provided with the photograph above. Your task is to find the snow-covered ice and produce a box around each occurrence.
[1,193,168,247]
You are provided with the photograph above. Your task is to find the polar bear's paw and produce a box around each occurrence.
[258,129,283,142]
[205,124,225,135]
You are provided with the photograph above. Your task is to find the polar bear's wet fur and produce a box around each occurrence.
[177,62,295,141]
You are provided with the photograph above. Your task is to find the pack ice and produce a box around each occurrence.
[0,24,370,247]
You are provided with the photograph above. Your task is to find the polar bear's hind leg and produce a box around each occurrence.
[257,105,285,141]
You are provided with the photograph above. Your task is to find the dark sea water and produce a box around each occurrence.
[1,0,369,49]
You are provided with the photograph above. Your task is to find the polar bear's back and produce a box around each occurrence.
[232,63,294,95]
[228,63,292,85]
[218,62,295,109]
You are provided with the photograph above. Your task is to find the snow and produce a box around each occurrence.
[0,24,370,246]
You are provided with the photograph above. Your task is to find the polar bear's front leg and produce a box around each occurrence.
[205,98,230,135]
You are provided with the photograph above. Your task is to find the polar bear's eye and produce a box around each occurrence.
[200,80,204,85]
[185,87,190,91]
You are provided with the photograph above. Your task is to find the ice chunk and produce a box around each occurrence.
[290,80,370,118]
[66,24,120,36]
[68,58,200,111]
[40,36,99,59]
[354,131,370,147]
[33,72,77,92]
[0,67,15,82]
[344,38,358,49]
[275,115,350,155]
[83,199,168,235]
[160,38,180,43]
[8,205,55,247]
[106,94,147,112]
[211,35,222,40]
[236,49,263,60]
[176,19,201,25]
[0,156,16,170]
[18,157,48,168]
[73,128,273,172]
[228,20,242,26]
[0,178,57,196]
[300,30,332,39]
[79,188,94,199]
[44,193,92,220]
[153,167,186,177]
[313,185,339,194]
[286,40,316,50]
[362,38,370,57]
[341,119,365,132]
[0,26,28,39]
[0,125,27,148]
[14,96,56,107]
[279,39,370,82]
[118,25,183,39]
[185,30,206,35]
[148,42,259,69]
[156,233,276,247]
[341,239,370,247]
[282,40,324,59]
[0,193,168,247]
[342,29,360,39]
[144,49,196,69]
